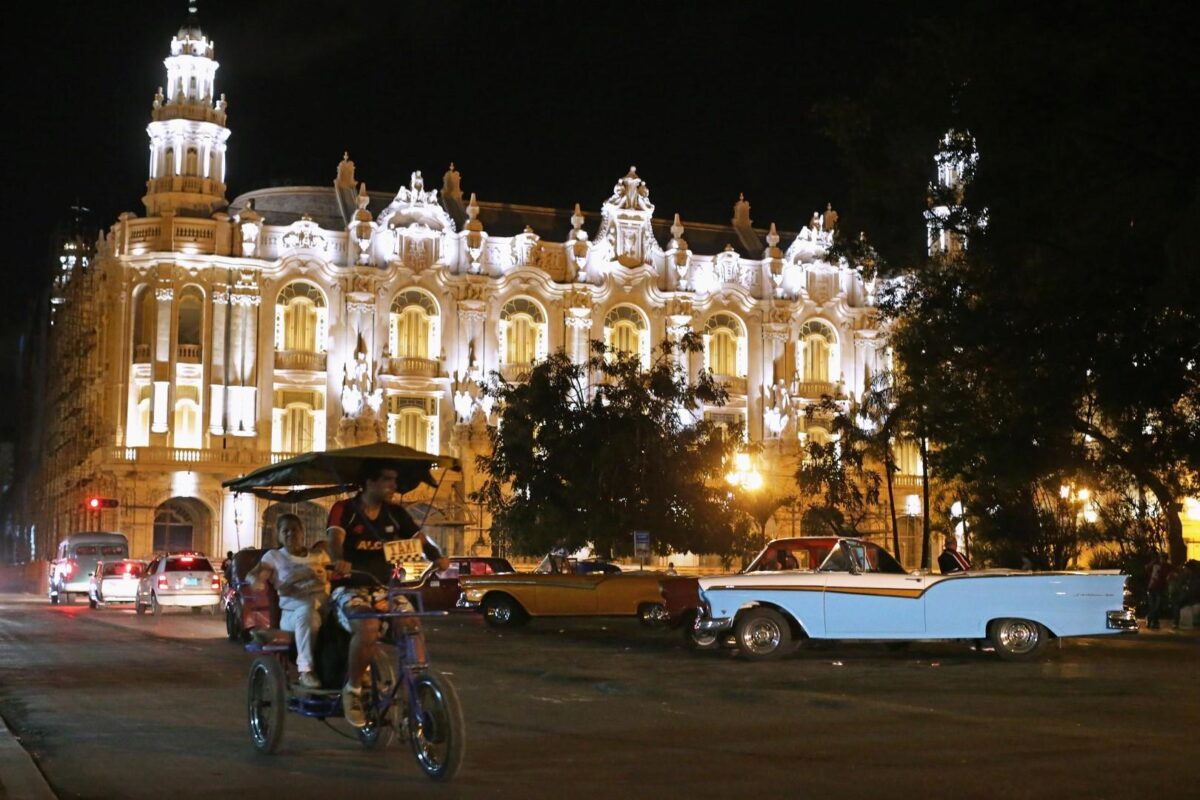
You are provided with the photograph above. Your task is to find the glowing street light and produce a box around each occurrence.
[726,452,763,491]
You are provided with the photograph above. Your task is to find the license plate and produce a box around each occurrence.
[184,577,199,587]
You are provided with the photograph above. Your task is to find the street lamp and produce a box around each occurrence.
[726,452,763,491]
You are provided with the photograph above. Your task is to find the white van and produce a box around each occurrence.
[49,532,129,604]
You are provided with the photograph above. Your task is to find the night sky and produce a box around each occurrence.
[1,0,929,437]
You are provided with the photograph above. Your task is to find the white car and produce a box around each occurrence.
[695,537,1135,661]
[88,559,147,607]
[135,553,221,616]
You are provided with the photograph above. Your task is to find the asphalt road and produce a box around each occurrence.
[0,593,1197,800]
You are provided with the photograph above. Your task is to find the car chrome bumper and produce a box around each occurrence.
[1107,609,1138,631]
[695,616,733,634]
[456,595,480,610]
[156,593,221,607]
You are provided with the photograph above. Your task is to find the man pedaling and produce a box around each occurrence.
[327,462,449,727]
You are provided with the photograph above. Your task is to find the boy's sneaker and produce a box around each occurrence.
[297,672,321,690]
[342,684,366,727]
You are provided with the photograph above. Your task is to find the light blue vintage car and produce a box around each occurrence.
[695,538,1136,661]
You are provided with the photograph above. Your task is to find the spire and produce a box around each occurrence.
[143,2,231,217]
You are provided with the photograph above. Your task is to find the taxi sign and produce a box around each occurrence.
[384,538,423,563]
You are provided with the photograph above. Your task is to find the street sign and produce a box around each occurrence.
[633,530,651,559]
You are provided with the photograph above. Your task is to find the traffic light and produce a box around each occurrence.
[86,497,119,510]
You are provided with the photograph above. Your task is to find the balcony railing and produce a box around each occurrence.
[108,446,277,467]
[274,350,327,372]
[382,356,440,378]
[714,374,748,395]
[499,362,533,383]
[793,380,837,398]
[133,344,151,363]
[120,214,220,255]
[177,344,202,362]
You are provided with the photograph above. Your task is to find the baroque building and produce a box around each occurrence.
[13,12,894,563]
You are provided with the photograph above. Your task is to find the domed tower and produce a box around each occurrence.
[142,2,231,217]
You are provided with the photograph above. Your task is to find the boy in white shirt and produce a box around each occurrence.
[248,514,329,688]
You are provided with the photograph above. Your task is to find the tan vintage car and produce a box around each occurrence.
[457,554,668,628]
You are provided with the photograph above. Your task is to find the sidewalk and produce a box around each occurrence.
[0,717,56,799]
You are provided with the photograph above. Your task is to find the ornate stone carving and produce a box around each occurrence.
[281,215,328,252]
[155,287,174,302]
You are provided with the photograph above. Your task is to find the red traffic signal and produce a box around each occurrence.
[86,497,119,510]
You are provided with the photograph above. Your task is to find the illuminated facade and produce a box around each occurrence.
[18,12,895,563]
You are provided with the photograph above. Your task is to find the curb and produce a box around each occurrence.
[0,712,56,800]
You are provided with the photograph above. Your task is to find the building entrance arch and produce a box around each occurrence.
[153,497,212,555]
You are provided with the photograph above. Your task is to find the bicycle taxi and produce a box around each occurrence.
[222,443,465,781]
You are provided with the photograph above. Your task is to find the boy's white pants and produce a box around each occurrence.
[279,596,321,673]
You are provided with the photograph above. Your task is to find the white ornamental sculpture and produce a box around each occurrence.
[337,335,385,446]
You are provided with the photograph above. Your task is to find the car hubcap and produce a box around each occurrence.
[491,604,511,623]
[742,619,781,654]
[998,620,1039,654]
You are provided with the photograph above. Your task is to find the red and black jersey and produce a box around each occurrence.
[327,495,436,585]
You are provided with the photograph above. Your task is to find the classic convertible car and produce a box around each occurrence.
[661,536,840,649]
[458,554,666,627]
[695,537,1136,661]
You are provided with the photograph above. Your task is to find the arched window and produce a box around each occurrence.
[177,287,203,347]
[798,320,838,384]
[164,148,175,177]
[604,305,649,366]
[275,282,327,353]
[703,312,747,377]
[185,147,198,176]
[132,285,155,354]
[389,289,439,360]
[153,504,195,552]
[499,298,547,366]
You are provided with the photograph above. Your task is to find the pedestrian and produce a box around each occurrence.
[938,537,971,574]
[1145,552,1172,630]
[665,562,678,576]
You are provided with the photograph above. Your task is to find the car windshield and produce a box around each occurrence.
[819,542,906,574]
[166,557,212,572]
[101,562,142,577]
[100,545,126,555]
[75,545,99,556]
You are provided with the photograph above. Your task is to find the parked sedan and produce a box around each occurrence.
[88,559,146,608]
[459,555,667,627]
[135,553,222,616]
[694,537,1136,661]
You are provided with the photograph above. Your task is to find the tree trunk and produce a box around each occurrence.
[885,458,900,561]
[919,436,932,569]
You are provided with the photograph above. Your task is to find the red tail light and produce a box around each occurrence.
[157,575,168,590]
[64,561,75,577]
[211,574,221,590]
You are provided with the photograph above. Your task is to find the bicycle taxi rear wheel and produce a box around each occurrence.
[409,670,466,781]
[247,656,287,753]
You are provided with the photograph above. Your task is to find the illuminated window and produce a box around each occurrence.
[604,305,649,366]
[799,321,837,383]
[387,396,438,454]
[275,282,327,353]
[390,290,439,359]
[704,313,747,377]
[281,405,314,453]
[173,399,202,449]
[500,298,546,366]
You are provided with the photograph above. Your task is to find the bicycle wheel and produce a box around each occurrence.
[247,656,287,754]
[358,645,398,750]
[408,670,466,781]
